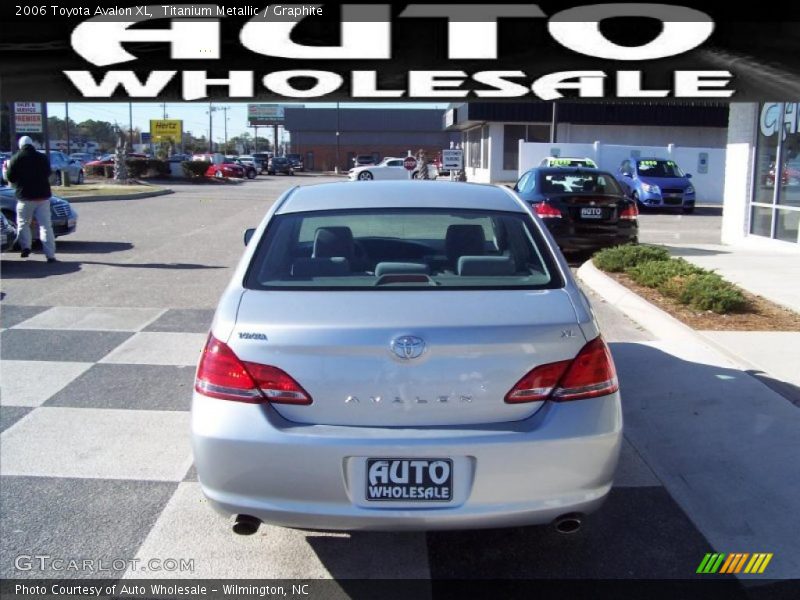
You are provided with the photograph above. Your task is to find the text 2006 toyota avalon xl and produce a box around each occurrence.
[191,181,622,534]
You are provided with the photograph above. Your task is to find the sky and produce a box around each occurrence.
[45,102,448,144]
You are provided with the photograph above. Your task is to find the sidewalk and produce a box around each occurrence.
[577,259,800,579]
[665,243,800,397]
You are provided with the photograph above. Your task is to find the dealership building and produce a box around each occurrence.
[284,107,457,172]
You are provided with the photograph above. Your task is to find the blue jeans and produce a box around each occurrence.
[16,198,56,259]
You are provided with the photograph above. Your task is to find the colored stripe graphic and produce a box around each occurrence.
[701,553,774,575]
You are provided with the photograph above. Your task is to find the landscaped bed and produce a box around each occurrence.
[52,183,162,197]
[592,245,800,332]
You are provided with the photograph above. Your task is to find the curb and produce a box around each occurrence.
[576,259,763,373]
[59,189,174,203]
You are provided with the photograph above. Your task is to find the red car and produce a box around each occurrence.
[85,153,147,167]
[204,162,245,179]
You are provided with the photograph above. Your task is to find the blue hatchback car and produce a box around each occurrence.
[616,158,696,214]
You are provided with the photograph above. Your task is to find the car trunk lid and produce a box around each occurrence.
[228,289,586,427]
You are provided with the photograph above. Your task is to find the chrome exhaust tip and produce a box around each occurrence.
[553,513,583,534]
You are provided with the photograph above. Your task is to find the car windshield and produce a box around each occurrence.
[245,208,560,291]
[540,172,622,195]
[637,159,685,178]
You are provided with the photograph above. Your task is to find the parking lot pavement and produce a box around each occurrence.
[0,183,789,586]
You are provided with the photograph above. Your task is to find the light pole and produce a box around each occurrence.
[335,101,340,174]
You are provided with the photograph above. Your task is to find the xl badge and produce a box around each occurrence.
[391,336,425,360]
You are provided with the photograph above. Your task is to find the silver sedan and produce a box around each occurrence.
[191,181,622,533]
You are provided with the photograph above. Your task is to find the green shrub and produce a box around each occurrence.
[593,244,670,272]
[627,258,703,288]
[680,273,748,314]
[181,161,209,178]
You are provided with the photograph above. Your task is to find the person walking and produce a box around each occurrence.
[5,136,57,262]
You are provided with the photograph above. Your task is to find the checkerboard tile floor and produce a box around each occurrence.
[0,306,716,580]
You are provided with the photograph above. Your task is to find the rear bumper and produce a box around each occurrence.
[545,222,638,251]
[191,393,622,531]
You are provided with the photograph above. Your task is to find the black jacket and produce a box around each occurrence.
[6,145,52,201]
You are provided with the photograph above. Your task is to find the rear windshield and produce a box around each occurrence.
[637,159,685,178]
[245,209,562,290]
[541,172,622,195]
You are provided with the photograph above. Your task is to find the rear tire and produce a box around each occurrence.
[683,206,695,214]
[247,169,256,180]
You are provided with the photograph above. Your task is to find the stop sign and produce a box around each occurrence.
[403,156,418,171]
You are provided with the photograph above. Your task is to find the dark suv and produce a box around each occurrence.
[285,153,304,172]
[268,156,294,176]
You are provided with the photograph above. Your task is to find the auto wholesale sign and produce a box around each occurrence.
[149,119,183,143]
[0,4,798,101]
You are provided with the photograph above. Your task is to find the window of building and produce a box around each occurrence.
[751,102,800,244]
[466,127,482,169]
[503,124,550,170]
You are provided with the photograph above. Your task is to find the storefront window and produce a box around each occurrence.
[503,124,550,170]
[750,102,800,243]
[750,205,773,237]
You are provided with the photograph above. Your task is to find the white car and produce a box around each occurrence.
[540,157,598,169]
[191,180,622,534]
[349,157,437,181]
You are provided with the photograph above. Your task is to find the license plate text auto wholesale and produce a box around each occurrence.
[366,458,453,502]
[581,207,604,219]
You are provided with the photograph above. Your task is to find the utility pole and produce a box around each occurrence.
[335,101,340,174]
[128,102,133,146]
[42,102,50,157]
[222,106,229,153]
[550,102,558,144]
[208,101,213,153]
[65,102,70,155]
[162,103,168,119]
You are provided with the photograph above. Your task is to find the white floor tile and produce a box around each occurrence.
[13,307,165,332]
[0,407,192,481]
[0,360,92,407]
[100,332,207,366]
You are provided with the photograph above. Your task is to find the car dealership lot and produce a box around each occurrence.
[0,178,795,586]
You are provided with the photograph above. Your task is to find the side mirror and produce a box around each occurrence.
[244,228,255,246]
[685,173,693,179]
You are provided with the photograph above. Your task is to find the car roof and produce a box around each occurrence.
[634,157,670,161]
[532,166,615,176]
[276,181,526,214]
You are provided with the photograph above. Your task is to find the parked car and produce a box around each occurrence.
[167,153,191,163]
[349,157,435,181]
[1,186,78,240]
[352,154,377,167]
[48,151,85,185]
[513,167,638,252]
[69,152,96,164]
[285,153,304,171]
[267,156,294,176]
[230,158,258,179]
[0,152,12,185]
[616,158,696,213]
[1,212,17,252]
[192,180,621,533]
[250,153,272,174]
[540,157,598,169]
[85,153,147,168]
[205,162,245,179]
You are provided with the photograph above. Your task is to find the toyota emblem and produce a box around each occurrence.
[391,336,426,360]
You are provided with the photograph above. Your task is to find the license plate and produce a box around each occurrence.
[366,458,453,502]
[580,207,603,219]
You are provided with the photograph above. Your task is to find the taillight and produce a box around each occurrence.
[505,336,618,403]
[619,203,638,220]
[533,202,562,218]
[195,335,312,405]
